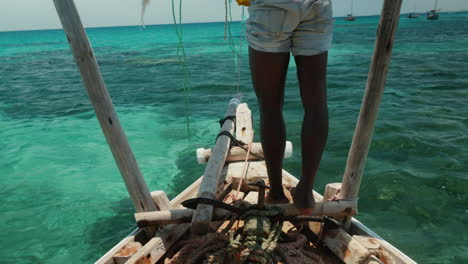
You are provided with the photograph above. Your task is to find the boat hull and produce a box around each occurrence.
[96,162,417,264]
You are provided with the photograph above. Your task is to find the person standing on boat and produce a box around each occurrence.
[246,0,334,213]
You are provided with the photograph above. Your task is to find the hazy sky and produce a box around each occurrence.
[0,0,467,32]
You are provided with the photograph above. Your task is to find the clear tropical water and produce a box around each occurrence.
[0,11,467,264]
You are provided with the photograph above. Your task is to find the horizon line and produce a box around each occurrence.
[1,10,466,33]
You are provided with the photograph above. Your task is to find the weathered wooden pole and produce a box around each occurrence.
[191,95,241,234]
[53,0,157,213]
[340,0,402,221]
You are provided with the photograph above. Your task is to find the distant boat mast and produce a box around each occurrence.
[345,0,356,21]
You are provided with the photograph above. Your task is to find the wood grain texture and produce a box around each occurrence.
[191,95,241,234]
[151,191,171,211]
[235,103,254,144]
[53,0,156,213]
[341,0,403,201]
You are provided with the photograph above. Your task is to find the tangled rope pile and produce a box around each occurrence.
[164,204,324,264]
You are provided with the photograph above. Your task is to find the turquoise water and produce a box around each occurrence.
[1,12,467,264]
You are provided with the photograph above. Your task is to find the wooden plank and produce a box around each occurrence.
[197,141,293,164]
[229,161,268,192]
[95,229,141,264]
[125,172,234,264]
[282,172,410,263]
[243,191,259,204]
[350,219,417,264]
[124,224,189,264]
[113,242,142,264]
[341,0,403,227]
[135,199,357,226]
[151,191,171,211]
[53,0,156,213]
[324,182,342,201]
[235,103,254,144]
[191,95,241,234]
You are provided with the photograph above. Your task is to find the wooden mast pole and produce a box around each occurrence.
[340,0,402,223]
[53,0,157,213]
[191,95,241,234]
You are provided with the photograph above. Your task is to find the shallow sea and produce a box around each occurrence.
[0,12,467,264]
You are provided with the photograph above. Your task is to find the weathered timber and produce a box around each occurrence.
[324,182,342,201]
[235,103,254,144]
[350,218,417,264]
[135,200,357,226]
[197,141,293,164]
[113,242,142,264]
[341,0,403,228]
[125,171,233,264]
[303,182,375,264]
[191,95,241,234]
[151,191,171,211]
[124,224,189,264]
[95,229,143,264]
[53,0,156,213]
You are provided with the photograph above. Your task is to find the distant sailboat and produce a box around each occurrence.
[344,0,356,21]
[407,0,420,18]
[427,0,440,20]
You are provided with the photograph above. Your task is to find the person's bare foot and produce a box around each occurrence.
[292,181,315,214]
[265,190,290,204]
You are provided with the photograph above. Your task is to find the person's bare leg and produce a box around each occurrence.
[249,47,290,203]
[293,52,329,212]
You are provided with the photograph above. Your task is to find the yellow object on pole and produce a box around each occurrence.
[236,0,250,6]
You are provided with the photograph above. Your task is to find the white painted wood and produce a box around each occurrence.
[235,103,254,144]
[53,0,156,213]
[341,0,403,202]
[191,95,241,234]
[197,141,293,164]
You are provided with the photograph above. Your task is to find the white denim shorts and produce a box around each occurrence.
[246,0,334,56]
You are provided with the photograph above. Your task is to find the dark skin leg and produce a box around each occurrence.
[293,52,329,212]
[250,47,329,210]
[249,47,290,202]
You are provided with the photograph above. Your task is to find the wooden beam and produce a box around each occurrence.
[191,95,241,234]
[124,171,233,264]
[306,182,381,264]
[341,0,402,226]
[196,141,293,164]
[235,103,254,144]
[151,191,171,211]
[113,242,142,264]
[135,199,357,226]
[124,224,189,264]
[53,0,156,213]
[95,229,142,264]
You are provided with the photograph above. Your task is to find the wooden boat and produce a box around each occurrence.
[407,0,419,18]
[344,14,356,21]
[95,101,417,264]
[426,0,440,20]
[426,10,439,20]
[407,13,420,18]
[51,0,416,263]
[344,0,356,21]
